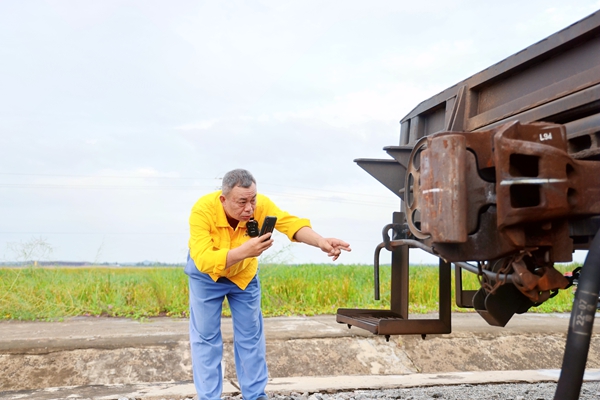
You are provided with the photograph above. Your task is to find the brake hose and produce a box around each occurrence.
[554,229,600,399]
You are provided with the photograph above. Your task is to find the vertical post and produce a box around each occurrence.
[439,258,451,323]
[390,212,409,318]
[454,264,463,304]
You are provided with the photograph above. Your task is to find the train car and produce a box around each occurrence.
[337,10,600,400]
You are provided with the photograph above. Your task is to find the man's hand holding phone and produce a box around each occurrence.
[258,216,277,241]
[237,216,278,260]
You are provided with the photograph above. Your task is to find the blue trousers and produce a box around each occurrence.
[185,255,268,400]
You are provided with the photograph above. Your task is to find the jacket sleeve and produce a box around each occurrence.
[188,207,228,276]
[260,195,311,241]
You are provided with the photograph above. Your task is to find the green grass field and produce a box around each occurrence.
[0,263,579,321]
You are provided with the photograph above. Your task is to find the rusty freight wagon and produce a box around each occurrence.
[337,10,600,400]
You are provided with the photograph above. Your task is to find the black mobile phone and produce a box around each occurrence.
[259,216,277,238]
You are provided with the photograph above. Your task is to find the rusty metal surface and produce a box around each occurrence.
[405,121,600,265]
[420,135,468,243]
[408,120,595,325]
[511,255,569,303]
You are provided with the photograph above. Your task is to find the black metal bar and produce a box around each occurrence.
[386,238,435,253]
[453,261,514,284]
[373,242,385,300]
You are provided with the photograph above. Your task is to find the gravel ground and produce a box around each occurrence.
[221,382,600,400]
[315,382,600,399]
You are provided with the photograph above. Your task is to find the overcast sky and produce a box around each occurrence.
[1,0,598,265]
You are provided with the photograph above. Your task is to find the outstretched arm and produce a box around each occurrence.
[293,226,351,261]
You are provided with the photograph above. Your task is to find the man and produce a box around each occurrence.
[184,169,351,400]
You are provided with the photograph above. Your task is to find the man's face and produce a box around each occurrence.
[220,183,257,222]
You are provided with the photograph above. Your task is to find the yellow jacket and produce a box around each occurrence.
[188,191,311,289]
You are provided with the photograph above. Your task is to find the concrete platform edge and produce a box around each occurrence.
[3,370,600,400]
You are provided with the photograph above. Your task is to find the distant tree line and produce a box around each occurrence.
[0,261,185,267]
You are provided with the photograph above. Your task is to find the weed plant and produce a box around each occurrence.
[0,263,579,321]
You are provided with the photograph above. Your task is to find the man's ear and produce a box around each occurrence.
[219,195,226,205]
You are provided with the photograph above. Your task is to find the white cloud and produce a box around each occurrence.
[174,120,219,131]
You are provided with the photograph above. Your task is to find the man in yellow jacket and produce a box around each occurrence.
[184,169,351,400]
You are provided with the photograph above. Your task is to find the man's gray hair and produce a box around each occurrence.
[221,169,256,196]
